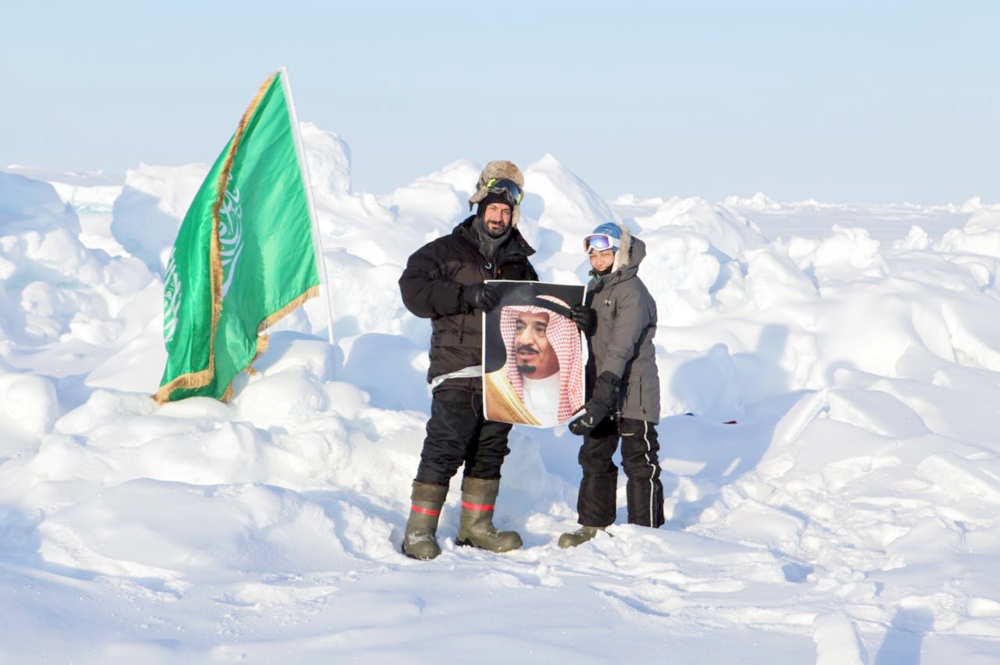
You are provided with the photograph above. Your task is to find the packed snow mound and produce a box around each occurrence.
[626,195,767,259]
[3,166,123,215]
[381,160,472,239]
[723,191,783,210]
[935,208,1000,258]
[4,123,1000,663]
[523,153,621,254]
[408,158,482,198]
[110,163,210,274]
[0,170,79,235]
[0,176,155,359]
[300,121,352,197]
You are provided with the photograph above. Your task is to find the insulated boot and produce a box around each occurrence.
[558,526,605,549]
[455,477,522,552]
[402,482,448,560]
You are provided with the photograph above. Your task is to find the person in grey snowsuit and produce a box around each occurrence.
[561,222,664,548]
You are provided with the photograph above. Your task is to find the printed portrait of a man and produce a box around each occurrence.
[482,282,585,426]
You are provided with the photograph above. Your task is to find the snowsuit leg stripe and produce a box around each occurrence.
[642,420,655,527]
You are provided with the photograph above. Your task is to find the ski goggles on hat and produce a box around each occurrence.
[584,233,618,253]
[484,178,523,206]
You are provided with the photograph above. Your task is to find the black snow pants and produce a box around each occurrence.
[414,380,513,486]
[576,417,664,528]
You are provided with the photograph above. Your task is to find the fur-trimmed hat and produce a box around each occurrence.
[468,160,524,227]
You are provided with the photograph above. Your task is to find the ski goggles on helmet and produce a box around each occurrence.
[584,233,618,253]
[484,178,523,207]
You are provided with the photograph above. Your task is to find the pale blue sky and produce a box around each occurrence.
[2,1,997,203]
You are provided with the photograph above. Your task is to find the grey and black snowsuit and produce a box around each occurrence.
[399,215,537,486]
[576,227,664,528]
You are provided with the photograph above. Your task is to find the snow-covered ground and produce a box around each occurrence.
[3,123,1000,664]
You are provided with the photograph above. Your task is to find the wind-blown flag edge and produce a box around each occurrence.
[154,70,321,404]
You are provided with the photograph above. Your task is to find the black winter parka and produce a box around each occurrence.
[399,215,537,382]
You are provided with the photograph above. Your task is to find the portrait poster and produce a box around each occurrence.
[482,281,587,427]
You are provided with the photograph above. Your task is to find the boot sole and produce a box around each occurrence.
[401,545,441,560]
[455,538,520,552]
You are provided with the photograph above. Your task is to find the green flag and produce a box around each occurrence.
[156,69,321,403]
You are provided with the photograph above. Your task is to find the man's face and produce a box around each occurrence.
[483,202,513,237]
[513,311,559,379]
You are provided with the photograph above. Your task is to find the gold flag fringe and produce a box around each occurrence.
[153,367,216,403]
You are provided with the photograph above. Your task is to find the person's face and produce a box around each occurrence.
[483,202,513,237]
[514,311,559,379]
[589,248,615,273]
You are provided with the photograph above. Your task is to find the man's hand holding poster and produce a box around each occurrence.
[482,281,586,427]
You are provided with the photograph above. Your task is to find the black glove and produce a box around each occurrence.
[570,304,597,336]
[461,283,500,313]
[568,372,620,435]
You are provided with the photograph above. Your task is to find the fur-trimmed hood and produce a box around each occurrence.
[610,223,634,274]
[468,160,524,227]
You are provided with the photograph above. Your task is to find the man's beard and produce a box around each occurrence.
[473,216,511,262]
[515,345,537,373]
[485,220,510,238]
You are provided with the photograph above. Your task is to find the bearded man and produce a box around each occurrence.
[397,161,537,560]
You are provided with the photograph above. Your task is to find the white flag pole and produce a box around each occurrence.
[280,66,336,350]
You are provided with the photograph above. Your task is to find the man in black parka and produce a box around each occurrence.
[398,160,537,560]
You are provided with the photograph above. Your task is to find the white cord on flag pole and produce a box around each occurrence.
[280,66,336,351]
